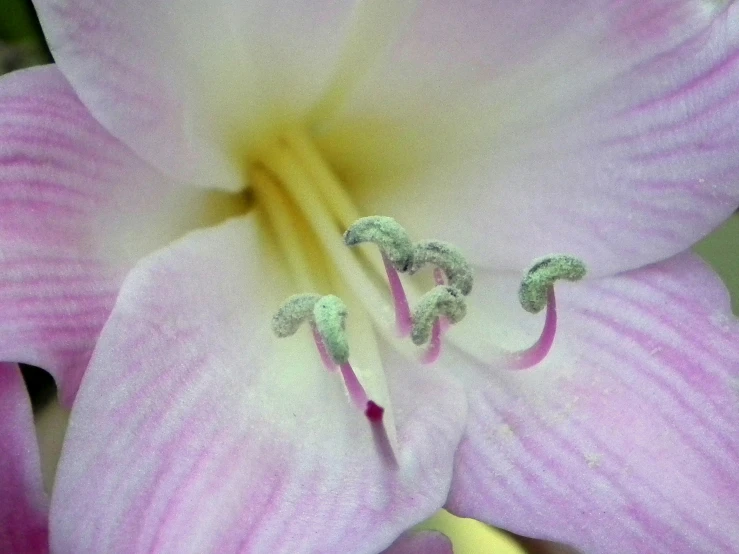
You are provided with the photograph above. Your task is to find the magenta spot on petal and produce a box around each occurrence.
[365,401,384,422]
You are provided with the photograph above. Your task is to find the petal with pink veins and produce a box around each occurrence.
[321,0,739,277]
[381,530,453,554]
[0,65,233,405]
[445,253,739,553]
[50,217,467,554]
[0,363,48,554]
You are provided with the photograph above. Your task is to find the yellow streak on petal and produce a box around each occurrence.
[251,165,321,292]
[252,131,400,450]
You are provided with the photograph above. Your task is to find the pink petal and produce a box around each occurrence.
[33,0,369,186]
[382,531,453,554]
[445,253,739,552]
[0,65,223,405]
[0,363,48,553]
[323,0,739,277]
[50,218,466,554]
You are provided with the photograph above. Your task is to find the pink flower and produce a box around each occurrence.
[1,1,739,553]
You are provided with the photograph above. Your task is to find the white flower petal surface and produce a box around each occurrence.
[445,253,739,553]
[321,0,739,276]
[50,218,467,554]
[0,65,226,405]
[32,0,387,187]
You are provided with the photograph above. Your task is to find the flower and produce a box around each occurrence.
[2,1,739,553]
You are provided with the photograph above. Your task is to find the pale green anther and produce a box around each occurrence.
[519,254,587,314]
[409,240,474,296]
[313,295,350,365]
[411,286,467,346]
[343,216,414,271]
[271,293,321,337]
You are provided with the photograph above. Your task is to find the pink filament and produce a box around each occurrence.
[422,267,448,364]
[433,267,445,286]
[339,362,369,410]
[382,253,412,337]
[311,323,396,466]
[422,319,443,364]
[506,287,558,370]
[311,325,338,372]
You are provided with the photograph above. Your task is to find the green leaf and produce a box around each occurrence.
[0,0,42,44]
[694,215,739,315]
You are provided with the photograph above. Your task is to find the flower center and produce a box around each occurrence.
[246,126,401,461]
[244,126,587,461]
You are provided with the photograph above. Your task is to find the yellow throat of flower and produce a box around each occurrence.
[243,125,585,464]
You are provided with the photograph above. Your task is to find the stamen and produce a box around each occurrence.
[420,262,465,363]
[272,294,338,371]
[432,266,450,331]
[433,267,446,286]
[274,293,387,418]
[506,288,558,370]
[271,293,321,337]
[423,318,444,364]
[409,240,474,296]
[343,216,413,271]
[519,254,586,314]
[309,296,386,419]
[311,327,339,372]
[309,297,389,424]
[339,361,368,410]
[313,295,350,365]
[260,143,409,341]
[344,216,414,337]
[411,285,467,346]
[382,253,413,337]
[506,254,586,370]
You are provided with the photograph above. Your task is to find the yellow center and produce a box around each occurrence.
[247,126,398,324]
[246,125,406,443]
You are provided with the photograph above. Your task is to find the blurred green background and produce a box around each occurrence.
[1,0,736,551]
[0,0,38,41]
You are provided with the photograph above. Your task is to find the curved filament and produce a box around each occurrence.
[505,288,557,371]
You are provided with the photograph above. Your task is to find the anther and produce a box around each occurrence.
[409,240,474,296]
[343,216,414,271]
[271,293,321,337]
[505,254,586,371]
[313,295,350,366]
[345,216,414,337]
[273,293,384,416]
[519,255,586,314]
[411,285,467,346]
[272,293,338,370]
